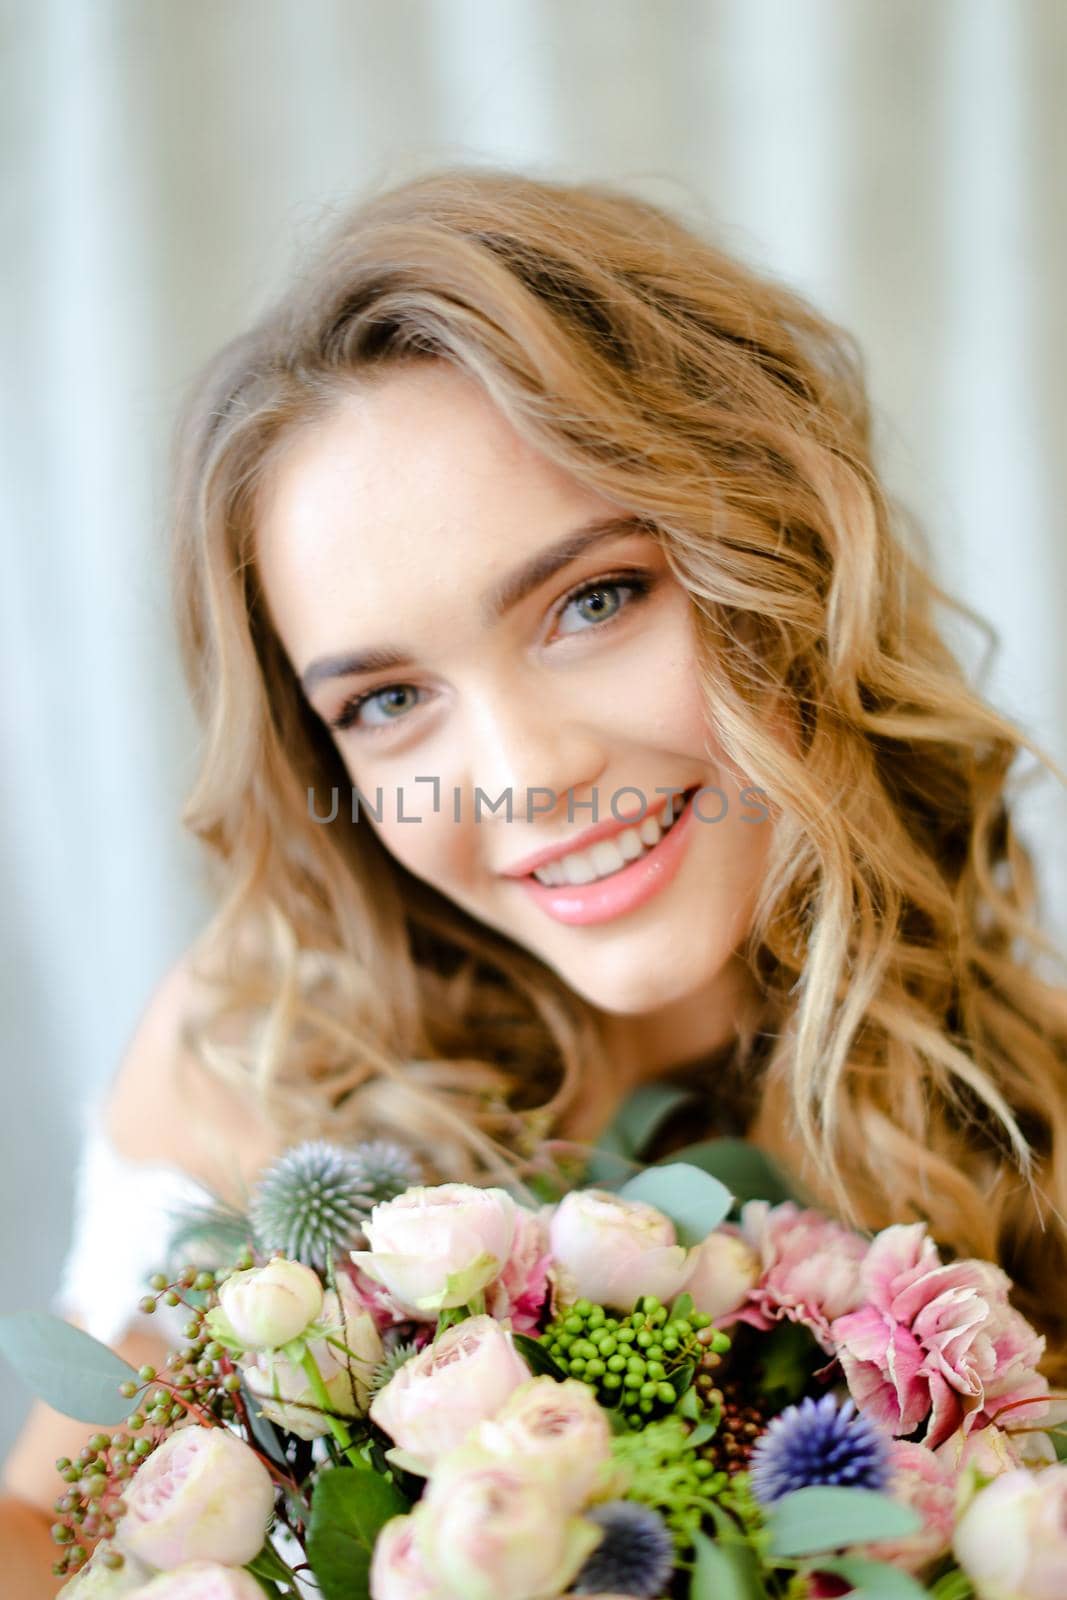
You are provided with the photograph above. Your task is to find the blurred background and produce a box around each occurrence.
[3,0,1066,1451]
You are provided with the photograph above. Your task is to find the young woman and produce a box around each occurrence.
[5,166,1067,1590]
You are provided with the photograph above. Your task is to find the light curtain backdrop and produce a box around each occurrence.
[3,0,1066,1450]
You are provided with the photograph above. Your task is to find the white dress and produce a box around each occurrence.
[52,1100,219,1349]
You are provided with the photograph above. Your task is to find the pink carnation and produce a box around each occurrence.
[830,1223,1049,1450]
[861,1440,957,1575]
[487,1206,552,1334]
[729,1202,868,1350]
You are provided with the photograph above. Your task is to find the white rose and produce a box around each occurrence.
[684,1230,760,1321]
[216,1257,324,1350]
[242,1280,384,1439]
[351,1184,517,1316]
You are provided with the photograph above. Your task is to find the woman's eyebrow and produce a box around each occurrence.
[299,514,651,695]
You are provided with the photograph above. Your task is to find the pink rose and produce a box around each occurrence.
[953,1464,1067,1599]
[351,1185,518,1316]
[486,1205,552,1333]
[117,1426,275,1570]
[860,1440,957,1575]
[133,1565,265,1600]
[370,1514,442,1600]
[470,1376,615,1506]
[731,1201,868,1349]
[369,1315,530,1475]
[831,1224,1049,1449]
[415,1452,602,1600]
[548,1190,693,1310]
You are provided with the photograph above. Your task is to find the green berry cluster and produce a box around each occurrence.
[542,1294,731,1429]
[50,1259,251,1579]
[610,1414,729,1547]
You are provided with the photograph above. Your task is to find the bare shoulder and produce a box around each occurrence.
[104,940,284,1209]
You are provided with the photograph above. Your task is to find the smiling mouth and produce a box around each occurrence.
[524,787,699,888]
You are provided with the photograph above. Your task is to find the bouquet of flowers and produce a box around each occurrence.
[3,1133,1067,1600]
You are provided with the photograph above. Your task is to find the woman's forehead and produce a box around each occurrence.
[252,364,621,672]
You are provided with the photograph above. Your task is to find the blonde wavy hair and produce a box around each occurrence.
[170,166,1067,1379]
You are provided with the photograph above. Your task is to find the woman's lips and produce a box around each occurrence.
[511,788,699,926]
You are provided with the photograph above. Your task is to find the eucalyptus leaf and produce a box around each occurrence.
[598,1083,701,1160]
[0,1313,137,1423]
[240,1376,297,1471]
[306,1466,410,1600]
[818,1556,934,1597]
[618,1163,733,1245]
[765,1486,922,1557]
[689,1530,767,1600]
[664,1137,800,1210]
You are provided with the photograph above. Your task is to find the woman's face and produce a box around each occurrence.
[256,362,774,1036]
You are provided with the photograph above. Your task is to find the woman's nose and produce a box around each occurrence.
[460,683,608,825]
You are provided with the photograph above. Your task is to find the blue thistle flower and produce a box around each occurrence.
[249,1138,420,1268]
[748,1392,892,1505]
[571,1501,674,1598]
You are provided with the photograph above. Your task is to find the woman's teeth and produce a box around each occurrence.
[530,793,687,887]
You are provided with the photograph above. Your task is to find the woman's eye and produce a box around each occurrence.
[554,574,653,637]
[328,572,654,735]
[330,683,422,734]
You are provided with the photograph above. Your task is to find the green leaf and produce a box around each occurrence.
[818,1556,933,1597]
[756,1320,822,1404]
[928,1569,977,1600]
[618,1163,733,1245]
[512,1334,568,1382]
[598,1083,701,1160]
[663,1138,800,1210]
[690,1530,767,1600]
[245,1541,301,1595]
[306,1466,410,1600]
[765,1486,922,1557]
[0,1313,137,1423]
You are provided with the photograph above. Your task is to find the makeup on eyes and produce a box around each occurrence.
[324,567,659,735]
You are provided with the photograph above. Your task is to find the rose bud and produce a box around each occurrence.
[548,1190,693,1310]
[133,1564,266,1600]
[416,1451,602,1600]
[118,1425,275,1570]
[472,1376,615,1507]
[369,1512,440,1600]
[370,1314,530,1475]
[216,1256,324,1350]
[351,1184,517,1316]
[953,1463,1067,1600]
[684,1229,761,1322]
[242,1281,384,1439]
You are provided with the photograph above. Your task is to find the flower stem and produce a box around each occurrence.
[298,1347,363,1468]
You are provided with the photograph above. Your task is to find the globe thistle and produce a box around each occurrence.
[571,1501,674,1597]
[748,1393,892,1505]
[368,1339,421,1397]
[249,1138,421,1268]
